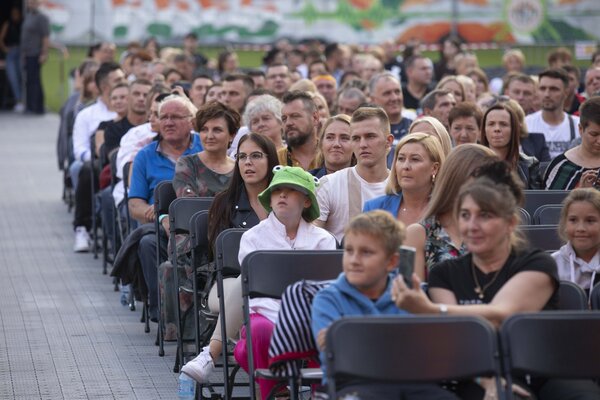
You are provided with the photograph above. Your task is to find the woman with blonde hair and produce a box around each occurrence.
[404,144,498,279]
[436,75,466,103]
[311,114,355,178]
[364,133,444,227]
[408,116,453,156]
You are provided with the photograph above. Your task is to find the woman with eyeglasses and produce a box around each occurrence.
[180,133,279,383]
[311,114,356,178]
[480,102,543,189]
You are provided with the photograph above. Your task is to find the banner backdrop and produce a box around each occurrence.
[42,0,600,45]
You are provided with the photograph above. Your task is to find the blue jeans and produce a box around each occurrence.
[5,47,22,102]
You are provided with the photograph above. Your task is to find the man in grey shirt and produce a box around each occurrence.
[21,0,50,114]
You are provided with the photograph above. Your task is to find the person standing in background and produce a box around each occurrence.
[0,5,23,112]
[20,0,50,114]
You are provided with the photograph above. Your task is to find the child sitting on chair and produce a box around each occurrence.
[233,165,337,399]
[553,188,600,297]
[311,210,458,399]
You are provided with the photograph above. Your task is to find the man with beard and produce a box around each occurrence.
[525,69,580,159]
[277,90,320,170]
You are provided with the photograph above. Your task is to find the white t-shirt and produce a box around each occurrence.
[525,111,579,159]
[316,166,388,241]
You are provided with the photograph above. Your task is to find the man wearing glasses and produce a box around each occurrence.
[128,95,203,322]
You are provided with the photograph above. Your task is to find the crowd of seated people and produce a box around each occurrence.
[55,36,600,399]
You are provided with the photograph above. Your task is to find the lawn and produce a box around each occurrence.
[41,44,589,113]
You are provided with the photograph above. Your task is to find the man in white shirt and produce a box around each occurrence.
[315,106,392,241]
[70,62,124,190]
[71,62,125,251]
[525,69,579,159]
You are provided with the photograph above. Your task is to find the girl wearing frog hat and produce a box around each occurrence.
[182,166,336,398]
[234,165,337,399]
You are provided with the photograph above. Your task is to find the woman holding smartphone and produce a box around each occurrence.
[393,161,600,400]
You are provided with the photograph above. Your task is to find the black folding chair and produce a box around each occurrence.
[558,280,588,310]
[168,197,214,372]
[326,315,504,400]
[518,208,531,225]
[241,250,343,400]
[523,190,569,217]
[533,204,562,225]
[591,283,600,310]
[153,180,177,353]
[122,161,133,237]
[189,210,210,358]
[214,228,247,399]
[90,134,100,259]
[520,225,562,252]
[500,312,600,400]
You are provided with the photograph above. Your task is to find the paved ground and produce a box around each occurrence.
[0,112,179,399]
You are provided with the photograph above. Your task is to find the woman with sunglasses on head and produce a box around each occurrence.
[480,102,543,189]
[364,133,444,228]
[181,133,279,384]
[403,144,498,280]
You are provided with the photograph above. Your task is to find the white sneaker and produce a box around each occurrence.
[73,226,90,252]
[13,103,24,113]
[181,346,214,384]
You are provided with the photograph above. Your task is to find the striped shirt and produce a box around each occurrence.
[544,153,599,190]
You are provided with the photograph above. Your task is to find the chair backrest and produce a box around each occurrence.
[533,204,562,225]
[558,280,588,310]
[190,211,210,251]
[154,180,177,216]
[500,312,600,379]
[591,283,600,310]
[519,225,562,252]
[214,228,247,276]
[523,190,569,216]
[241,250,343,299]
[168,197,213,234]
[538,161,551,178]
[518,208,531,225]
[326,316,502,394]
[123,162,132,193]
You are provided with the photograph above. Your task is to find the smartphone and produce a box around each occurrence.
[594,169,600,189]
[397,245,416,288]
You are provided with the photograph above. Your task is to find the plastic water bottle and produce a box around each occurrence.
[178,373,195,399]
[120,284,130,306]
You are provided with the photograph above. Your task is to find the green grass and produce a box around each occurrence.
[41,45,590,113]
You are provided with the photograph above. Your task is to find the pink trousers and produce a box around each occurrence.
[233,313,277,400]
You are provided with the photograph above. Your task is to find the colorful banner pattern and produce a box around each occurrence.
[43,0,600,45]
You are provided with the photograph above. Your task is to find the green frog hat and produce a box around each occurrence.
[258,165,321,222]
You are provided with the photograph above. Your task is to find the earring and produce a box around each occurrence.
[432,174,436,183]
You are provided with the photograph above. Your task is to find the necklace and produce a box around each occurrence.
[471,259,502,300]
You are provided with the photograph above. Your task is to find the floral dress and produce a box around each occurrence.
[420,216,467,273]
[160,153,233,340]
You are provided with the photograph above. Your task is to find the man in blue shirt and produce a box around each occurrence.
[128,95,202,320]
